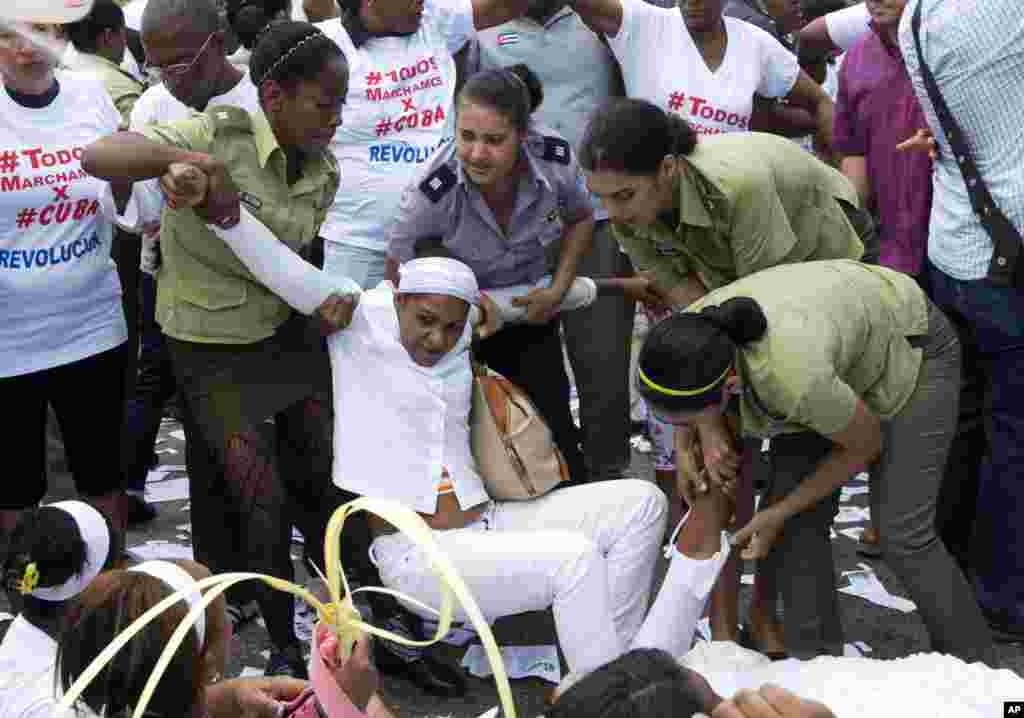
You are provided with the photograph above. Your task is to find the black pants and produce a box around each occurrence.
[476,319,587,484]
[0,343,128,508]
[167,314,384,649]
[561,221,636,481]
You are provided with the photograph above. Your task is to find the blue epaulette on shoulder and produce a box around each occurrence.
[542,136,571,165]
[419,163,458,203]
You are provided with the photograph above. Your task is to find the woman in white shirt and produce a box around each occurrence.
[0,21,128,539]
[569,0,834,149]
[0,501,115,718]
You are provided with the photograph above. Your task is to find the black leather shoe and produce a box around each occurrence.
[375,640,467,698]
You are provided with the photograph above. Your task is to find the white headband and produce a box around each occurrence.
[30,501,111,602]
[398,257,480,306]
[129,560,206,648]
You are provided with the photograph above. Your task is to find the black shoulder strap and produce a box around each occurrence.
[911,1,1022,287]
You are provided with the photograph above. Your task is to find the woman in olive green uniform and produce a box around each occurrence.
[637,259,994,666]
[580,97,877,656]
[82,21,354,677]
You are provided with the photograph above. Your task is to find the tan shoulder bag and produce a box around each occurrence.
[470,363,569,501]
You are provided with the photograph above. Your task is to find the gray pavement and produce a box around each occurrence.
[3,416,1022,717]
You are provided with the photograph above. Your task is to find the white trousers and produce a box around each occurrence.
[369,479,667,674]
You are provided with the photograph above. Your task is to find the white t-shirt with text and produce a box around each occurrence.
[608,0,800,135]
[317,0,475,251]
[0,71,127,378]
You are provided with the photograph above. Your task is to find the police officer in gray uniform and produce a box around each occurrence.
[388,63,595,484]
[464,0,636,483]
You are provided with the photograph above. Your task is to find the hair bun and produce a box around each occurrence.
[700,297,767,344]
[233,2,270,49]
[508,63,543,113]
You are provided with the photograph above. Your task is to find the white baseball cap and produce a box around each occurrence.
[2,0,94,24]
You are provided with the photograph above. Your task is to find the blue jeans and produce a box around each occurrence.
[323,242,387,290]
[927,262,1024,628]
[121,274,178,493]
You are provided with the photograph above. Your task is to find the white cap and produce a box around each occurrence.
[2,0,94,24]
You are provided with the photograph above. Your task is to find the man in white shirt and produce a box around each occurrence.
[898,0,1024,645]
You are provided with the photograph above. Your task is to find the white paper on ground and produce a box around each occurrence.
[294,597,315,643]
[127,541,194,562]
[145,477,190,503]
[838,526,865,541]
[838,569,916,613]
[461,644,561,684]
[841,485,870,500]
[741,574,754,585]
[696,617,711,642]
[842,641,874,657]
[834,505,870,524]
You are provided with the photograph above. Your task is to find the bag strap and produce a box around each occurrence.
[910,1,1022,287]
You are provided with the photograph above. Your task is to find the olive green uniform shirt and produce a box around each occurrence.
[139,105,339,344]
[72,53,144,127]
[614,132,864,293]
[688,260,929,438]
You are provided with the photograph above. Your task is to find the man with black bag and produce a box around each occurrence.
[899,0,1024,644]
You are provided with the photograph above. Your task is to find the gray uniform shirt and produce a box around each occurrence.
[466,8,623,220]
[386,124,593,289]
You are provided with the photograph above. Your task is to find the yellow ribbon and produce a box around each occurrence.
[15,561,39,595]
[58,498,517,718]
[637,361,731,398]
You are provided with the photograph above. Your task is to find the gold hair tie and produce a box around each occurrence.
[638,362,731,398]
[16,562,40,595]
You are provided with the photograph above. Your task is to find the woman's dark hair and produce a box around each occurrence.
[547,648,713,718]
[638,297,767,413]
[458,64,543,132]
[250,21,347,91]
[65,0,126,53]
[413,236,459,261]
[580,98,698,176]
[226,0,290,50]
[3,507,90,622]
[800,0,849,23]
[58,571,203,718]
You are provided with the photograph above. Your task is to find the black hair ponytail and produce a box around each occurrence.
[227,0,290,50]
[580,98,697,176]
[250,20,347,91]
[699,297,768,344]
[458,63,544,132]
[636,297,766,414]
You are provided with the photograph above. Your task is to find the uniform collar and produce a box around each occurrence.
[252,107,281,169]
[75,51,141,84]
[673,159,714,229]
